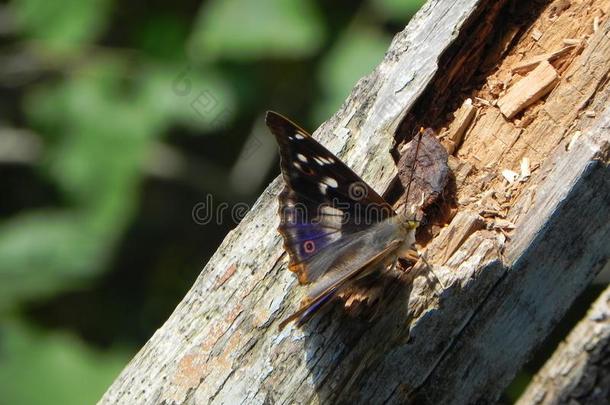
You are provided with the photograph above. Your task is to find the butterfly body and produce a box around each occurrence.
[266,111,419,329]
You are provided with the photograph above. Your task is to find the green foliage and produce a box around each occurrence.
[313,26,391,122]
[0,61,152,306]
[0,321,128,405]
[189,0,325,61]
[134,14,190,60]
[371,0,425,20]
[149,64,237,131]
[27,61,152,206]
[12,0,112,54]
[0,212,100,309]
[0,58,237,308]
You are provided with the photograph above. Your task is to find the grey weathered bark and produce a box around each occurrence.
[99,0,610,404]
[517,285,610,405]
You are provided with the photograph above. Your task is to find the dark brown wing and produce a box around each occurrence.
[266,111,396,284]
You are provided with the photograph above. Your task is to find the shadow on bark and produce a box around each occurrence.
[301,270,421,404]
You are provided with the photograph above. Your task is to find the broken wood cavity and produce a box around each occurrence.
[395,0,609,260]
[392,0,610,402]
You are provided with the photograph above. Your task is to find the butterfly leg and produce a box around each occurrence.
[403,250,419,263]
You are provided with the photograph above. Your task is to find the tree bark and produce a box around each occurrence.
[99,0,610,404]
[517,285,610,405]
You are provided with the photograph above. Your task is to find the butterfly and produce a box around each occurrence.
[266,111,427,330]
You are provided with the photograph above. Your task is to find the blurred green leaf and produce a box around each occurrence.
[135,14,190,60]
[370,0,425,20]
[0,42,236,313]
[25,61,153,207]
[3,56,236,308]
[140,64,236,132]
[0,60,180,307]
[12,0,112,54]
[313,27,390,122]
[0,321,128,405]
[188,0,325,61]
[0,212,103,309]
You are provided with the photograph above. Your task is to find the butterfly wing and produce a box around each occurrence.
[278,238,403,330]
[266,111,396,284]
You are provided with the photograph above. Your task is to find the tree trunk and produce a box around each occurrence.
[99,0,610,404]
[517,285,610,405]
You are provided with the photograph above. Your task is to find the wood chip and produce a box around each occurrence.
[563,38,583,46]
[474,97,492,106]
[584,110,596,117]
[565,130,581,151]
[427,211,484,264]
[519,157,531,181]
[531,29,543,41]
[549,0,571,18]
[490,218,516,230]
[443,98,477,154]
[502,169,519,183]
[481,209,500,218]
[498,60,559,120]
[593,16,599,32]
[510,45,575,74]
[449,156,473,189]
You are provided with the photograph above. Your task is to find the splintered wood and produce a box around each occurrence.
[441,98,476,155]
[510,44,577,74]
[420,2,610,400]
[427,211,484,265]
[498,60,559,119]
[445,0,610,233]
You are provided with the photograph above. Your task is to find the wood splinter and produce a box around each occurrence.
[498,60,559,120]
[510,44,576,74]
[442,98,477,155]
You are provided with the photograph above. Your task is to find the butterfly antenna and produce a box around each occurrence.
[403,127,425,220]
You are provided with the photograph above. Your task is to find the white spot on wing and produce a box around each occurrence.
[323,177,338,188]
[319,183,328,194]
[313,157,325,165]
[318,205,344,230]
[293,162,303,171]
[320,205,343,216]
[294,132,305,139]
[297,153,308,162]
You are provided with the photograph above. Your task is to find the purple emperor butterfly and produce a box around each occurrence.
[266,111,421,330]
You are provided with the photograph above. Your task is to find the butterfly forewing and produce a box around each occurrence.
[266,111,396,284]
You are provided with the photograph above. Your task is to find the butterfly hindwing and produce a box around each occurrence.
[277,237,403,330]
[266,111,396,284]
